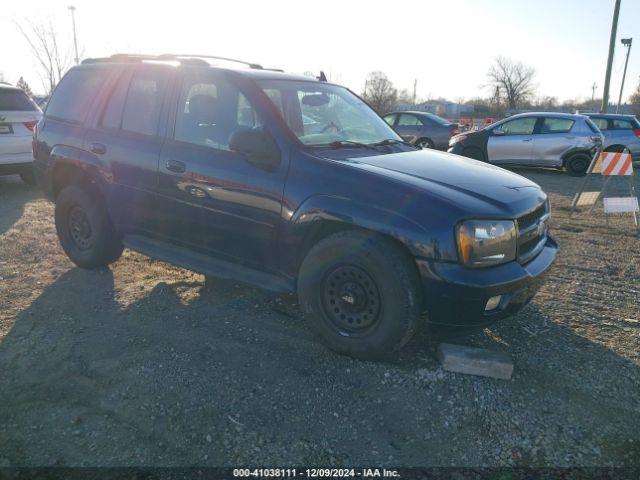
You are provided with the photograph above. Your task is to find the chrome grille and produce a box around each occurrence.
[516,202,549,264]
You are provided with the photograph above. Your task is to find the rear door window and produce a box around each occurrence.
[46,68,107,123]
[100,72,130,130]
[121,71,167,137]
[539,117,574,134]
[0,88,38,111]
[398,114,422,126]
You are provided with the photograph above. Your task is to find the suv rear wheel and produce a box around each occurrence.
[55,185,123,268]
[566,153,591,176]
[298,230,423,359]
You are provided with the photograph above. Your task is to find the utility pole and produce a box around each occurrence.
[601,0,621,113]
[591,82,597,102]
[68,5,79,64]
[412,79,417,105]
[616,38,633,113]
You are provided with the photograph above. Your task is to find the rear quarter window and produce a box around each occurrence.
[611,119,635,130]
[0,88,38,111]
[45,68,107,124]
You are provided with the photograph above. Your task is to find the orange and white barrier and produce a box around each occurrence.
[592,152,633,176]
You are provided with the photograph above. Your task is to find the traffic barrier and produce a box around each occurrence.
[592,151,633,176]
[570,148,638,231]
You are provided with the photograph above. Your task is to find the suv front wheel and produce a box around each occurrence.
[55,185,123,268]
[298,230,423,359]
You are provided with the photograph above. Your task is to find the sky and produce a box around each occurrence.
[2,0,639,103]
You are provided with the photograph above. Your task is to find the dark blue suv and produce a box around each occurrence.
[34,54,557,359]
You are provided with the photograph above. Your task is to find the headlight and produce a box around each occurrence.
[449,134,467,146]
[456,220,517,267]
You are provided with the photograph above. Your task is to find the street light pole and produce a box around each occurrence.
[601,0,622,113]
[68,5,79,64]
[616,38,633,113]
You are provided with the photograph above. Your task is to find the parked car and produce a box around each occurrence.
[585,113,640,161]
[0,83,42,184]
[34,54,557,359]
[448,112,603,176]
[383,111,458,149]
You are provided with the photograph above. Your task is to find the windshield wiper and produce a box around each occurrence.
[372,138,418,148]
[327,140,378,150]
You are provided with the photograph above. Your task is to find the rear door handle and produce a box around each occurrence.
[523,138,533,142]
[165,159,186,173]
[90,142,106,154]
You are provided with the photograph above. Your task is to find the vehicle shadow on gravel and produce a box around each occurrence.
[0,266,638,466]
[0,176,40,236]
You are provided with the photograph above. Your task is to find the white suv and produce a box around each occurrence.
[0,84,42,184]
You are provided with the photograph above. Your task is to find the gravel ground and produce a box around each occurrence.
[0,168,638,467]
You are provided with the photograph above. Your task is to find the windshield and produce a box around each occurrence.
[256,80,401,146]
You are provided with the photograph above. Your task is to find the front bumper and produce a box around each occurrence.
[416,236,557,327]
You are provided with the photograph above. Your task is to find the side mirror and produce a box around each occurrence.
[229,130,281,169]
[492,129,506,136]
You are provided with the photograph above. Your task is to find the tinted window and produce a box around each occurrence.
[611,119,634,130]
[423,113,450,126]
[398,114,422,126]
[539,117,574,134]
[46,68,107,123]
[585,118,601,134]
[0,88,38,111]
[590,117,608,130]
[383,114,396,126]
[100,72,130,129]
[121,71,166,136]
[175,73,261,150]
[494,117,536,135]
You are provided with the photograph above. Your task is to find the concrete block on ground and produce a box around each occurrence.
[437,343,513,380]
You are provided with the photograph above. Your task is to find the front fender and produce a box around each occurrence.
[282,195,455,275]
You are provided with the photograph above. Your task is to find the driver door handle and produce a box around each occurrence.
[523,138,533,142]
[166,159,186,173]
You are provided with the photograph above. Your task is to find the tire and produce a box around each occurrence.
[55,185,123,269]
[463,147,486,162]
[565,153,590,176]
[19,168,36,185]
[416,138,434,149]
[297,230,423,360]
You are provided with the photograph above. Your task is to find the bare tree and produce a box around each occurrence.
[16,19,72,94]
[16,77,34,97]
[487,56,536,109]
[362,71,397,114]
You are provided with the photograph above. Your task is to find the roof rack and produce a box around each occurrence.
[82,53,264,70]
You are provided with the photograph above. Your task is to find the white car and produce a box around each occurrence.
[0,84,42,184]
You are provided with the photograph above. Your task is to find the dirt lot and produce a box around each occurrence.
[0,169,639,467]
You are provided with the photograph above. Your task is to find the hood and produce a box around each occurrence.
[327,148,545,215]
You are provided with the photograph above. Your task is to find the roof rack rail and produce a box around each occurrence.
[82,53,264,70]
[159,54,264,70]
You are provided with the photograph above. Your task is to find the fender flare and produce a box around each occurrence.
[290,194,431,258]
[49,144,111,198]
[561,147,595,166]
